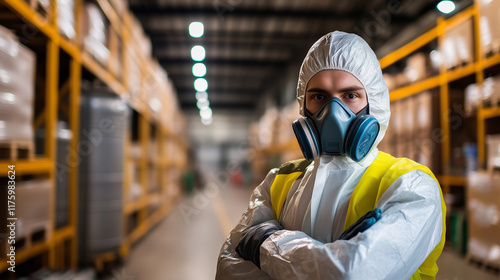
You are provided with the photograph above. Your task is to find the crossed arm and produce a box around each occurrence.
[216,169,443,280]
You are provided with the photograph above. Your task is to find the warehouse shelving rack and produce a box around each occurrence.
[0,0,187,274]
[379,4,500,195]
[257,3,500,198]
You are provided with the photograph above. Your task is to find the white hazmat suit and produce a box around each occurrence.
[216,31,444,280]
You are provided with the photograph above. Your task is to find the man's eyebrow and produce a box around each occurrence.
[306,86,365,93]
[338,86,365,93]
[306,88,329,93]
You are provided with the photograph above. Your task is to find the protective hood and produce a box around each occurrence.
[296,31,390,149]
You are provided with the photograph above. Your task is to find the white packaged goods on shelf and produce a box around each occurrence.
[0,25,36,141]
[476,0,500,57]
[482,76,500,106]
[442,18,474,69]
[16,179,52,239]
[38,0,76,39]
[465,83,481,115]
[80,3,110,63]
[487,134,500,172]
[404,52,431,83]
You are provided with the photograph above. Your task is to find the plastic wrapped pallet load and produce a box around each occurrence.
[441,17,474,70]
[38,0,76,39]
[482,76,500,107]
[476,0,500,57]
[0,25,36,141]
[78,85,128,265]
[80,3,110,64]
[0,179,52,251]
[465,83,481,116]
[487,134,500,172]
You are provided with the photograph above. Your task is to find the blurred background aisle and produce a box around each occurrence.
[1,0,500,279]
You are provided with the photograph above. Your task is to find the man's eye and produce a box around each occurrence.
[311,94,324,100]
[346,93,356,99]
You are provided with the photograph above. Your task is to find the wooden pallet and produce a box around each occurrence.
[1,222,50,257]
[0,140,34,160]
[466,253,500,275]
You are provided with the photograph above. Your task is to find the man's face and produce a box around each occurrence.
[305,70,368,115]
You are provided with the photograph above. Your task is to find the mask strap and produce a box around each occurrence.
[355,105,369,116]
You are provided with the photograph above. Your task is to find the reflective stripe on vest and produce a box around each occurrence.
[269,151,446,280]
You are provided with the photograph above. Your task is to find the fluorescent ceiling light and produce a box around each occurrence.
[437,1,455,14]
[196,91,208,100]
[197,98,210,110]
[191,45,206,61]
[189,22,204,38]
[200,107,213,119]
[192,63,207,77]
[194,78,208,92]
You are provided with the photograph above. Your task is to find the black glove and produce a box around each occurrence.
[236,220,283,268]
[339,208,382,240]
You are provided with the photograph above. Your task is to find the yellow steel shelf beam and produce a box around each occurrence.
[0,159,53,175]
[0,227,73,272]
[95,0,122,35]
[437,175,466,187]
[481,53,500,70]
[479,107,500,120]
[389,76,440,101]
[379,27,438,69]
[446,63,476,82]
[441,6,475,31]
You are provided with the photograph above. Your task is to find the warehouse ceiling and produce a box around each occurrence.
[129,0,468,112]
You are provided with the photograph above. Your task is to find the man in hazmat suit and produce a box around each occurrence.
[216,31,445,280]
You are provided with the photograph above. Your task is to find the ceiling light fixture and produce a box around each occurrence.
[437,1,455,14]
[189,22,204,38]
[192,63,207,77]
[194,78,208,92]
[196,91,208,100]
[191,45,206,61]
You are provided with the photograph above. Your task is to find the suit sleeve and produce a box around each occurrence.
[259,170,444,280]
[215,168,278,280]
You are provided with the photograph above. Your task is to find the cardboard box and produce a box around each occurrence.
[467,171,500,265]
[404,52,432,83]
[442,17,474,69]
[414,90,440,133]
[414,131,441,175]
[487,134,500,172]
[465,83,481,116]
[476,0,500,57]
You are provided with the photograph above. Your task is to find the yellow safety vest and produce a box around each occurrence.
[270,151,446,280]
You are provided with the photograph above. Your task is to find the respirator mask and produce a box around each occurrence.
[292,97,380,162]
